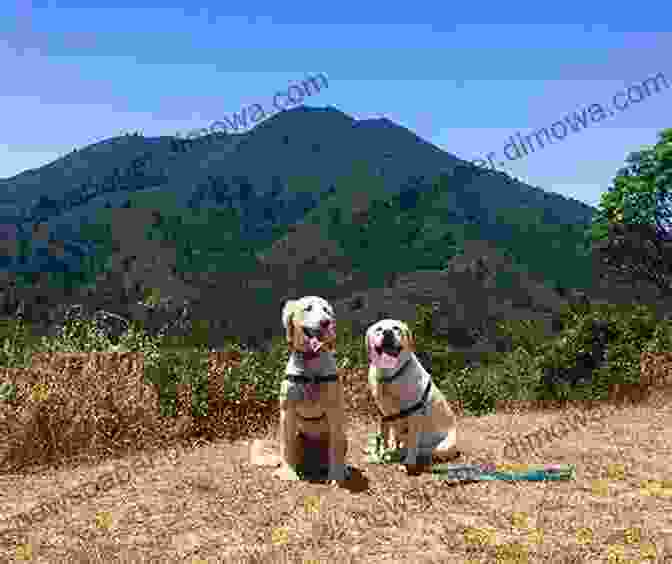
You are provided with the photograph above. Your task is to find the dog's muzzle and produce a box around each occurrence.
[375,335,402,357]
[301,320,335,357]
[371,330,402,368]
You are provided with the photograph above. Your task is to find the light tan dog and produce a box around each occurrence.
[274,296,349,483]
[366,319,460,474]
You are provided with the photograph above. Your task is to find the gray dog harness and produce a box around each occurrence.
[286,373,339,384]
[382,379,432,423]
[378,356,433,423]
[286,373,339,422]
[285,351,339,421]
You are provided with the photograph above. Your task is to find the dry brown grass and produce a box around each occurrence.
[0,354,671,563]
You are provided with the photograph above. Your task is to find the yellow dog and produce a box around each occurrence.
[366,319,460,474]
[274,296,349,483]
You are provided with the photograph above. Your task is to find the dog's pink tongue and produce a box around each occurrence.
[375,352,399,369]
[308,337,321,353]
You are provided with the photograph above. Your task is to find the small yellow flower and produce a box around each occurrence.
[606,543,626,563]
[640,479,662,496]
[527,528,544,545]
[15,543,33,561]
[591,479,610,497]
[463,526,481,545]
[623,527,641,545]
[495,541,529,564]
[304,495,320,516]
[31,382,49,402]
[658,479,672,497]
[639,541,657,560]
[271,526,289,546]
[510,512,529,530]
[96,511,113,530]
[575,527,593,545]
[606,463,626,480]
[464,526,496,547]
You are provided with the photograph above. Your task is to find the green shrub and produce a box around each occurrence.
[0,381,16,402]
[0,317,34,368]
[533,301,663,402]
[590,340,643,401]
[146,347,209,417]
[332,318,369,371]
[494,318,552,356]
[39,308,112,353]
[412,304,439,351]
[644,318,672,353]
[489,346,543,402]
[444,365,500,416]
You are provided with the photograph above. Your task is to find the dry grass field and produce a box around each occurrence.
[1,351,672,563]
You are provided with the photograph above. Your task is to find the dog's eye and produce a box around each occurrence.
[304,305,313,312]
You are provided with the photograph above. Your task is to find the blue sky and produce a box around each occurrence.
[1,2,670,207]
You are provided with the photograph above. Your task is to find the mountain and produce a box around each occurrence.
[0,105,604,346]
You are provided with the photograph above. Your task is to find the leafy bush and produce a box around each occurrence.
[39,305,121,353]
[533,301,663,402]
[489,347,543,402]
[0,316,34,368]
[337,317,374,369]
[146,347,209,417]
[644,317,672,353]
[0,381,16,402]
[494,318,552,356]
[444,365,500,416]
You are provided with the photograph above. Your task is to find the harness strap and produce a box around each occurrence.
[286,373,339,384]
[378,355,412,383]
[382,379,432,423]
[297,412,327,421]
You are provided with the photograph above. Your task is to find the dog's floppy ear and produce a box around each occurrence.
[365,326,375,361]
[401,322,416,352]
[282,300,305,351]
[285,312,306,351]
[285,311,295,349]
[281,300,297,330]
[282,300,301,351]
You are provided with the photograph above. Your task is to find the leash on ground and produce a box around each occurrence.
[364,432,575,482]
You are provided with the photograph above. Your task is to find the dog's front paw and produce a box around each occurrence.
[405,463,424,476]
[272,464,301,481]
[403,454,431,475]
[326,464,352,483]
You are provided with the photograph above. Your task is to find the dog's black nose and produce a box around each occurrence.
[382,329,395,341]
[320,319,331,329]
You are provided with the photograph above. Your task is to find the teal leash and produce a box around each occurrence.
[366,432,575,482]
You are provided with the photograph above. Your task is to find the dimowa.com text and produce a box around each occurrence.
[174,72,329,146]
[470,70,669,175]
[504,402,618,459]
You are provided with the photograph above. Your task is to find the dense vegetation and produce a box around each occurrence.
[2,298,671,419]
